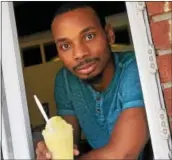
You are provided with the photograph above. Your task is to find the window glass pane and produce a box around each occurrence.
[114,28,130,44]
[22,45,42,67]
[44,42,58,62]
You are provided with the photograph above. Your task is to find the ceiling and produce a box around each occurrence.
[13,1,126,37]
[13,1,29,7]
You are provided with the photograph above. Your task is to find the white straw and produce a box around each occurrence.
[33,95,49,123]
[33,95,54,132]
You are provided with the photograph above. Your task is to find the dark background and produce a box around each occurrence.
[13,1,128,67]
[13,1,126,37]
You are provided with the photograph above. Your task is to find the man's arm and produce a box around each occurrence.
[78,107,149,159]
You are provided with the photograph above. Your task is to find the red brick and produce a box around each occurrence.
[150,20,171,50]
[146,2,172,16]
[169,2,172,11]
[163,88,172,116]
[157,54,172,83]
[146,2,165,16]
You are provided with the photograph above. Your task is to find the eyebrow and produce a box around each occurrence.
[55,38,68,44]
[55,26,96,44]
[80,26,96,34]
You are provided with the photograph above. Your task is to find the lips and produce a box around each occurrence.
[76,62,97,75]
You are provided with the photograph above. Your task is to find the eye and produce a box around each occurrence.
[60,43,71,51]
[85,33,95,41]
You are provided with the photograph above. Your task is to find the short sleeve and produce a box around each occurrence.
[54,69,76,116]
[119,59,145,111]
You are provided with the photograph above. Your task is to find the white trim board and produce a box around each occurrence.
[126,2,172,159]
[2,2,34,159]
[0,2,2,160]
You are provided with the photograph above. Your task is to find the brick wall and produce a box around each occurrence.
[146,2,172,132]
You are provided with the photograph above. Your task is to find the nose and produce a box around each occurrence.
[73,43,89,60]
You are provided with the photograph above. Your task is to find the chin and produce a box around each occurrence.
[77,74,93,80]
[79,71,103,85]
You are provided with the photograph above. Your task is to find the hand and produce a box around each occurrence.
[35,141,80,160]
[74,144,80,156]
[36,141,52,160]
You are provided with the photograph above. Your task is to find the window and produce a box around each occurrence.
[114,27,131,45]
[3,2,171,160]
[43,42,58,62]
[22,45,42,67]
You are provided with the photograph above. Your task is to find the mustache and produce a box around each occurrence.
[73,57,100,71]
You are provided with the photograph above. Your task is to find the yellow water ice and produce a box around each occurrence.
[42,116,73,160]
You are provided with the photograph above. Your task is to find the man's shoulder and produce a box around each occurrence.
[115,51,139,82]
[116,51,136,67]
[117,51,140,83]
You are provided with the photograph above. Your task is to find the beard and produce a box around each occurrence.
[83,51,114,85]
[83,71,103,85]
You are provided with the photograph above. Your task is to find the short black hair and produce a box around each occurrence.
[51,2,106,28]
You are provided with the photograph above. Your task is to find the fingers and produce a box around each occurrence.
[37,141,47,151]
[73,144,80,156]
[74,149,80,156]
[46,152,52,159]
[36,142,80,159]
[36,141,52,160]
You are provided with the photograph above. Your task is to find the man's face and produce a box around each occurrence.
[51,7,114,80]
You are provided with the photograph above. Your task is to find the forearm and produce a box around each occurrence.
[77,145,136,160]
[77,143,140,160]
[77,108,148,160]
[77,147,108,160]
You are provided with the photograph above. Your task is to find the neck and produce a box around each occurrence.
[91,56,115,92]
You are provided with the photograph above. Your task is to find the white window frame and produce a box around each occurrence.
[1,2,34,159]
[0,0,1,141]
[126,2,171,159]
[1,2,171,159]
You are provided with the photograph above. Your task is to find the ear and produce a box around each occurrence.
[105,24,115,45]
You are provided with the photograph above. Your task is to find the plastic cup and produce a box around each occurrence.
[42,116,73,160]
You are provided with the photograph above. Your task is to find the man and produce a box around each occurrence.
[36,2,149,160]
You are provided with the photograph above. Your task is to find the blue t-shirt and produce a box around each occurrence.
[54,51,145,157]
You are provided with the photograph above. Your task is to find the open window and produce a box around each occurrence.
[1,2,171,160]
[21,45,42,67]
[43,42,58,62]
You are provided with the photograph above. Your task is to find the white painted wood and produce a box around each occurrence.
[1,77,14,159]
[126,2,172,159]
[2,2,34,159]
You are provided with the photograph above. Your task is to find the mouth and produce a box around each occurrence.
[75,61,97,75]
